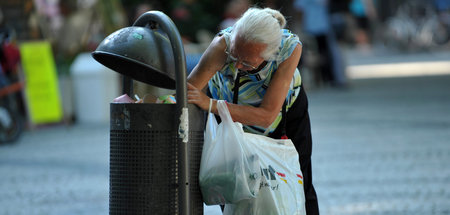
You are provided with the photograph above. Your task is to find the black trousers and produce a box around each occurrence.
[315,34,335,84]
[269,88,320,215]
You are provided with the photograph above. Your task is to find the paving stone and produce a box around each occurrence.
[0,74,449,214]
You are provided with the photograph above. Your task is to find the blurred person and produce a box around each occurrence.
[349,0,378,50]
[170,0,217,43]
[219,0,250,30]
[133,3,153,23]
[434,0,450,14]
[295,0,348,88]
[0,25,25,117]
[187,7,320,214]
[433,0,450,45]
[170,0,221,75]
[329,0,353,42]
[0,20,20,82]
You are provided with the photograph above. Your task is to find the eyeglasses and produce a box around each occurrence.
[224,49,258,70]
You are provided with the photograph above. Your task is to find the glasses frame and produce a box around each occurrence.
[224,49,258,70]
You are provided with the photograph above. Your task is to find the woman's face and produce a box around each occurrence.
[228,36,267,71]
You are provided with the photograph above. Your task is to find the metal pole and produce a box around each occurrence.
[122,76,133,96]
[133,11,189,215]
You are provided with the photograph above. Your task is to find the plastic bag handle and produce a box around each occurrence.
[217,100,233,124]
[217,100,246,138]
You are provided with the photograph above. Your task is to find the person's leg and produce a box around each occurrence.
[315,34,334,85]
[270,88,319,214]
[327,32,348,87]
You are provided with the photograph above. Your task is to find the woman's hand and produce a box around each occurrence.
[187,82,210,111]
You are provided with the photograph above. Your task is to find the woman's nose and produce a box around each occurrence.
[234,61,245,70]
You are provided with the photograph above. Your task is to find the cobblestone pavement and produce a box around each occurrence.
[0,74,449,214]
[308,75,450,215]
[0,124,109,215]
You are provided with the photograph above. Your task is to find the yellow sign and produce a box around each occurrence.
[20,41,63,124]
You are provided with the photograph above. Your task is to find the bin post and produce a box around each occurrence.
[122,76,133,96]
[132,11,190,214]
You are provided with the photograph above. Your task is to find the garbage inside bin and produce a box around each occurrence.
[157,94,176,104]
[113,93,176,104]
[112,94,135,103]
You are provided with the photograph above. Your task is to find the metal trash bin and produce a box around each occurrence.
[109,103,204,214]
[92,11,204,214]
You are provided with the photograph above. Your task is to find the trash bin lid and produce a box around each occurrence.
[92,26,176,89]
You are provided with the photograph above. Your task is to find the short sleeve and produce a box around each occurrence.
[277,30,301,63]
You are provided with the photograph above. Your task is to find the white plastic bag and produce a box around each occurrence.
[213,101,306,215]
[223,132,306,215]
[199,100,262,205]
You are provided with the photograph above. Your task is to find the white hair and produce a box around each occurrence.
[231,7,286,60]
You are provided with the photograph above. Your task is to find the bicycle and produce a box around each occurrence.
[384,0,449,51]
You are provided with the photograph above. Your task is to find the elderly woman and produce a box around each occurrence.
[187,7,319,214]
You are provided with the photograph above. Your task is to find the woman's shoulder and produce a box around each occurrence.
[276,29,301,62]
[217,27,233,38]
[215,27,233,49]
[281,29,301,45]
[210,34,227,50]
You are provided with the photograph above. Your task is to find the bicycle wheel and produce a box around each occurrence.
[0,107,22,143]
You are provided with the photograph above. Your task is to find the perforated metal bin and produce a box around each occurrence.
[92,11,204,215]
[109,103,204,214]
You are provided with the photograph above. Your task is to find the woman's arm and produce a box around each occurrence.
[225,44,302,127]
[188,42,302,128]
[187,36,228,111]
[188,36,227,89]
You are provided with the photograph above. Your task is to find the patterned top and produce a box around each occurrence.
[208,27,302,135]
